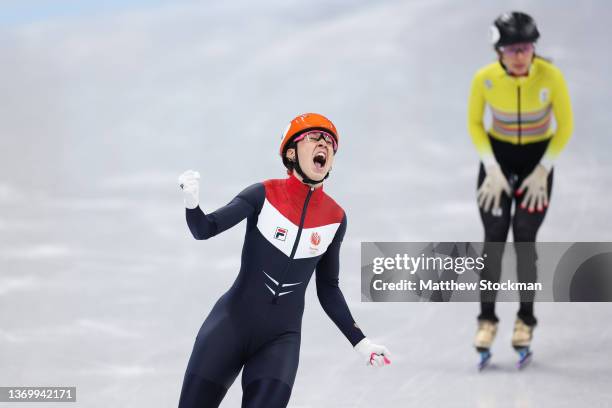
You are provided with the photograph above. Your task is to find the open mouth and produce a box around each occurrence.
[313,151,327,170]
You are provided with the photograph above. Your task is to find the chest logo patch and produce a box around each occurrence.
[540,88,550,104]
[274,227,288,241]
[309,232,322,254]
[484,79,493,90]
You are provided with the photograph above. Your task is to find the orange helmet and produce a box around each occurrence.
[279,113,339,162]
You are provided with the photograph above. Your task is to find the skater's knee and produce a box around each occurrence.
[242,378,292,408]
[512,220,540,242]
[513,231,537,243]
[484,221,511,242]
[178,372,227,408]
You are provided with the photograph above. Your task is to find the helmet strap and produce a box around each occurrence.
[293,149,329,185]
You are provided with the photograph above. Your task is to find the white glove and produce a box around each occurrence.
[354,338,391,367]
[517,164,549,213]
[178,170,200,209]
[477,163,511,214]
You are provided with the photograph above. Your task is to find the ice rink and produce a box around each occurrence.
[1,1,611,407]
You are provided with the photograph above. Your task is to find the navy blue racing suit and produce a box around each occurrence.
[178,175,365,408]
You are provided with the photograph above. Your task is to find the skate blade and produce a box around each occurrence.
[515,348,532,369]
[477,350,492,371]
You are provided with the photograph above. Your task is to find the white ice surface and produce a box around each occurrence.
[1,1,611,407]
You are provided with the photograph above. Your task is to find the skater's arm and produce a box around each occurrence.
[468,71,496,167]
[315,214,366,346]
[186,183,264,240]
[540,68,573,171]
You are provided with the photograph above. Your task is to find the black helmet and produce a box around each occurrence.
[490,12,540,48]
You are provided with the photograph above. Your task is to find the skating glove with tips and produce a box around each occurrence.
[517,164,549,213]
[477,163,511,214]
[354,338,391,367]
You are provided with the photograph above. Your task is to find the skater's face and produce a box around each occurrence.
[498,42,534,76]
[285,131,336,184]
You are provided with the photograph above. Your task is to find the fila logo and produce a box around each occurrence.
[274,227,288,241]
[263,270,302,297]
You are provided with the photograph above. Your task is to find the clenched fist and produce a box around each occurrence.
[178,170,200,209]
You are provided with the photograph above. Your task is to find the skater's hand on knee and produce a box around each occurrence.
[477,164,511,214]
[354,338,391,367]
[517,164,548,213]
[178,170,200,209]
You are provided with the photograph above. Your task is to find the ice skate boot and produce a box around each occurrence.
[512,317,534,369]
[474,320,497,370]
